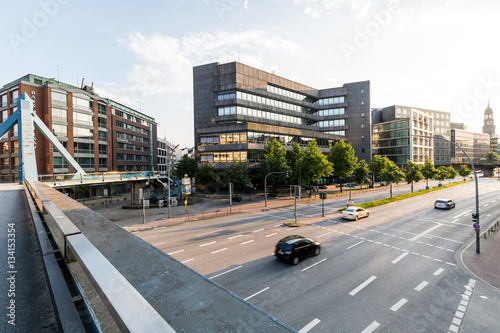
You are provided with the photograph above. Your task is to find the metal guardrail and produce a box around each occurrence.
[25,180,176,332]
[38,171,182,188]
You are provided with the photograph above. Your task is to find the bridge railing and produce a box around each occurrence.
[25,179,176,332]
[38,171,171,184]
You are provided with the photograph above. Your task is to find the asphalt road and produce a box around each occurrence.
[131,178,500,333]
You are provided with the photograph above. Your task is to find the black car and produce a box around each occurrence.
[275,235,321,265]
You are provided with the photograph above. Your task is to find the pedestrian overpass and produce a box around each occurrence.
[0,93,181,205]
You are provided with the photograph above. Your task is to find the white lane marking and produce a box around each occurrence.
[252,228,265,233]
[361,321,380,333]
[390,298,408,311]
[349,276,377,296]
[346,240,364,250]
[484,203,489,207]
[301,258,327,272]
[318,230,336,238]
[299,318,321,333]
[433,268,445,276]
[196,229,223,237]
[391,252,408,264]
[228,234,243,239]
[241,240,254,245]
[142,235,158,240]
[152,241,167,246]
[209,265,242,279]
[167,249,184,255]
[244,287,270,301]
[211,248,227,254]
[452,210,471,219]
[415,281,429,291]
[181,258,194,263]
[265,233,278,237]
[274,224,282,227]
[410,223,443,241]
[200,241,216,247]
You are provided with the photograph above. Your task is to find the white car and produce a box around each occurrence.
[341,206,370,220]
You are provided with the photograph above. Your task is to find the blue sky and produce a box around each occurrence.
[2,0,499,148]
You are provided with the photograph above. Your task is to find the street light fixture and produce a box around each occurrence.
[414,134,480,253]
[167,144,180,219]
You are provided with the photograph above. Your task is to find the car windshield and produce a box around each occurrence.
[345,208,356,212]
[436,200,448,203]
[278,243,292,251]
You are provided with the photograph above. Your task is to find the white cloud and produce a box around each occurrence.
[100,30,308,104]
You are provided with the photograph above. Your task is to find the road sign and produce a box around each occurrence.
[345,185,355,188]
[185,185,191,195]
[182,177,190,185]
[346,200,354,207]
[473,223,480,230]
[103,189,108,197]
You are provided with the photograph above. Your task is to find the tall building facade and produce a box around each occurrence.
[157,138,178,173]
[193,62,371,169]
[482,102,495,137]
[451,129,490,165]
[373,105,451,166]
[372,106,433,166]
[0,74,157,181]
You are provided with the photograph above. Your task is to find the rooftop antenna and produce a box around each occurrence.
[81,78,85,89]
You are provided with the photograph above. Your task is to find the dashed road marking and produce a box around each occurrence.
[390,298,408,312]
[299,318,321,333]
[301,258,327,272]
[208,265,242,279]
[415,281,429,291]
[350,276,377,296]
[244,287,270,301]
[200,241,216,247]
[167,249,184,255]
[361,321,380,333]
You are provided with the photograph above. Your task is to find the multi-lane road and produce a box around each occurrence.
[131,179,500,332]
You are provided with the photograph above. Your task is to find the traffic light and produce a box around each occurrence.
[319,192,327,200]
[472,212,479,222]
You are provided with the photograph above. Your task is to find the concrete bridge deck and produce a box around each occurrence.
[1,182,294,332]
[0,184,58,332]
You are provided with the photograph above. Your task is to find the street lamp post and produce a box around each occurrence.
[167,144,180,219]
[265,171,287,207]
[415,134,480,253]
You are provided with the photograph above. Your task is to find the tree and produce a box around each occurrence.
[221,161,251,193]
[379,157,404,198]
[435,166,449,184]
[298,140,333,188]
[353,160,370,189]
[328,140,358,192]
[196,164,217,192]
[174,155,196,178]
[404,160,424,193]
[369,155,386,185]
[421,159,437,188]
[259,138,289,192]
[484,151,500,163]
[445,166,457,184]
[458,165,472,179]
[287,142,304,183]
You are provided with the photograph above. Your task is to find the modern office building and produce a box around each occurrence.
[0,74,157,181]
[373,105,451,166]
[372,106,433,166]
[482,102,496,137]
[490,136,500,156]
[450,129,490,165]
[157,138,178,173]
[193,61,371,169]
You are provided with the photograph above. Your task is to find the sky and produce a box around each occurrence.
[1,0,499,149]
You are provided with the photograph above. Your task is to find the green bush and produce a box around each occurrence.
[232,196,242,202]
[268,192,279,197]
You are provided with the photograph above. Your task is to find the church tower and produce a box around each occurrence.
[482,101,496,137]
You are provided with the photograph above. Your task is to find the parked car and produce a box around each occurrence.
[434,199,455,210]
[275,235,321,265]
[341,206,370,220]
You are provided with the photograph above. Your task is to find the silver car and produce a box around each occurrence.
[341,206,370,220]
[434,199,455,210]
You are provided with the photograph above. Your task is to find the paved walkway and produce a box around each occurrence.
[0,184,57,332]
